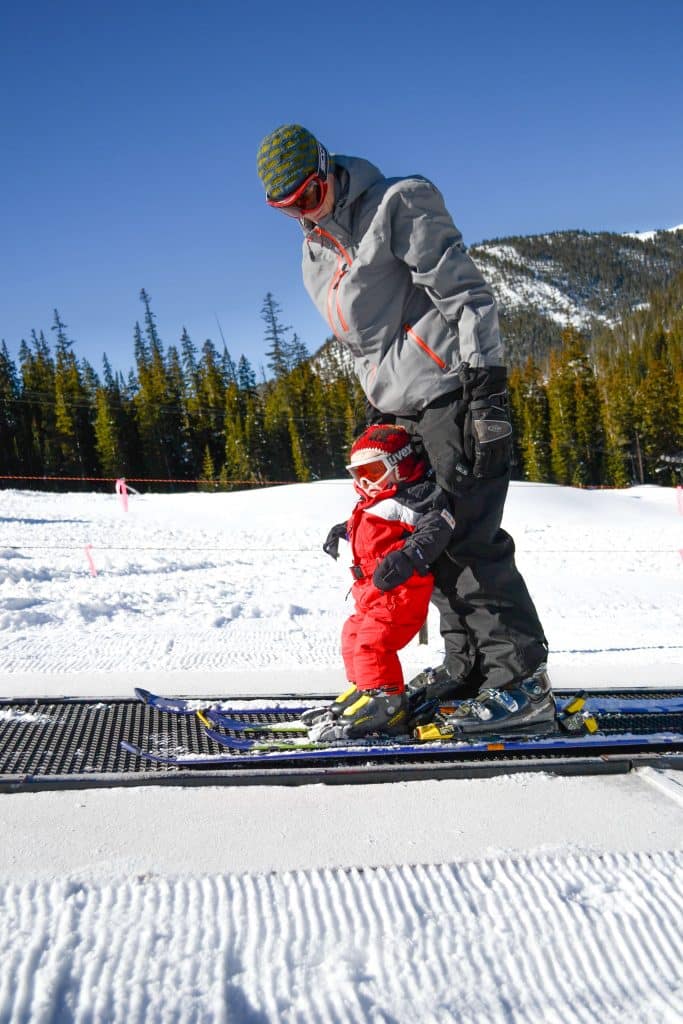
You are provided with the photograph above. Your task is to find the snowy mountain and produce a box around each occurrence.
[469,224,683,364]
[312,224,683,371]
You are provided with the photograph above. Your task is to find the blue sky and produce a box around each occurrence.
[2,0,682,378]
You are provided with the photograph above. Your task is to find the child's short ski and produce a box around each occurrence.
[134,687,311,719]
[203,710,308,734]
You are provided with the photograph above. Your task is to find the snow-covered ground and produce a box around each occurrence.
[1,482,682,1023]
[623,223,683,242]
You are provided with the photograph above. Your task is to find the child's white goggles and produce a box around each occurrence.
[346,444,412,491]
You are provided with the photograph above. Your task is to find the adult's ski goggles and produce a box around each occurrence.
[346,444,413,492]
[266,143,330,218]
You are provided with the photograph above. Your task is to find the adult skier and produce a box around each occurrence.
[257,124,554,736]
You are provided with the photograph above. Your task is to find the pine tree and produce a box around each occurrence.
[93,387,120,477]
[237,355,257,399]
[507,366,525,478]
[225,352,269,487]
[91,354,137,479]
[0,341,22,475]
[134,292,176,479]
[179,327,203,473]
[52,309,93,477]
[287,408,310,481]
[195,339,227,475]
[165,344,193,476]
[597,350,633,486]
[516,359,551,481]
[223,403,252,487]
[288,333,309,370]
[635,350,680,483]
[199,444,216,492]
[19,330,58,477]
[221,345,238,388]
[180,327,199,394]
[262,384,292,480]
[261,293,292,379]
[546,329,604,486]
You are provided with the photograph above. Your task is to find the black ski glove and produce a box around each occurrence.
[460,365,512,479]
[373,547,429,592]
[323,522,348,561]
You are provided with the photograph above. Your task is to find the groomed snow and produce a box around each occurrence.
[2,852,682,1023]
[1,482,683,1022]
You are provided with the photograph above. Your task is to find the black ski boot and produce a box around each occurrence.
[428,666,556,738]
[308,686,408,742]
[407,663,483,726]
[300,683,360,727]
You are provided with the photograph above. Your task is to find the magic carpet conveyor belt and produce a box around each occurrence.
[1,690,683,792]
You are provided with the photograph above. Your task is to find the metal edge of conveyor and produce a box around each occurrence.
[2,752,683,793]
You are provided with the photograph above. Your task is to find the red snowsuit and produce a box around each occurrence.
[341,476,454,692]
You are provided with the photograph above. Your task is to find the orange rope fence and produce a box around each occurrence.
[0,474,302,485]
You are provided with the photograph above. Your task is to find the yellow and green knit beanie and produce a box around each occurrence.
[257,124,328,200]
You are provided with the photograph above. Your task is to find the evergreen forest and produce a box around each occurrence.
[1,271,682,492]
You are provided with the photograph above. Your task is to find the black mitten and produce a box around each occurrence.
[372,549,416,591]
[323,522,348,560]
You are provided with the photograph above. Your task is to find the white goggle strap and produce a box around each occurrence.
[346,443,413,475]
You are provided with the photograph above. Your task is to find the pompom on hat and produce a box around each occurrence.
[257,124,329,201]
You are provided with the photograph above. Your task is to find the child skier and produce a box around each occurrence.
[309,424,455,741]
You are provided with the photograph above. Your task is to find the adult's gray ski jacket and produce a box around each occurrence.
[300,156,503,416]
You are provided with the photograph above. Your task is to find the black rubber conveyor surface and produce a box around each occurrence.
[1,691,683,790]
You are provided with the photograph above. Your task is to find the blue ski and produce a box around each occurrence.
[121,728,683,767]
[134,687,313,717]
[135,686,683,723]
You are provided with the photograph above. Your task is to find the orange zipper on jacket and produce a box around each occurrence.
[403,324,447,369]
[311,226,352,335]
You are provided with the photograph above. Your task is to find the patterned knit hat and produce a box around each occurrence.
[348,425,425,483]
[257,124,328,200]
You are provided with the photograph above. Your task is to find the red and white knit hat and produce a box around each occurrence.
[347,424,425,483]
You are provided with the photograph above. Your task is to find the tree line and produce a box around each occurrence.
[509,271,683,486]
[1,277,681,491]
[0,290,365,489]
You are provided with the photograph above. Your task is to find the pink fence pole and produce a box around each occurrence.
[84,545,98,577]
[115,477,129,513]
